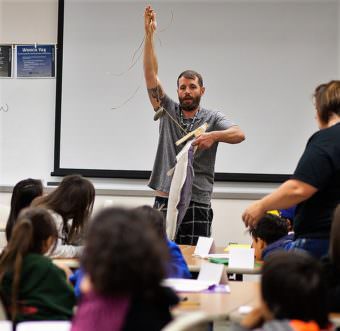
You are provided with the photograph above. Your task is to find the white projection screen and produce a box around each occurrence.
[54,0,338,181]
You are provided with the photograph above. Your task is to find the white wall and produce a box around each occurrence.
[0,190,254,247]
[0,0,339,248]
[1,0,339,185]
[0,0,58,185]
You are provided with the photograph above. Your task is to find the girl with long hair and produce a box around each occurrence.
[0,207,76,323]
[33,175,95,258]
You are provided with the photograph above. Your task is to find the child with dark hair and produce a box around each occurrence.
[279,206,296,232]
[33,174,95,258]
[71,207,179,331]
[5,178,43,241]
[231,251,330,331]
[250,214,292,260]
[0,207,76,323]
[134,205,191,279]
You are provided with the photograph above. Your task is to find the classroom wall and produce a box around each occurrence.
[1,0,339,185]
[0,0,338,248]
[0,0,58,185]
[0,189,256,248]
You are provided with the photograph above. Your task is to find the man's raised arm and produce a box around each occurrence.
[143,5,166,110]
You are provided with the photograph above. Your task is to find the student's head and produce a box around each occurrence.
[34,175,95,241]
[134,205,167,240]
[177,70,205,112]
[6,178,43,241]
[279,206,296,232]
[0,207,58,319]
[260,251,329,328]
[329,204,340,269]
[249,214,288,260]
[82,207,168,297]
[314,80,340,128]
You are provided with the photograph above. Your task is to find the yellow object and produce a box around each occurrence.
[224,243,251,252]
[267,210,280,216]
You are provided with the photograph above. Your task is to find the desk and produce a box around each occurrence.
[179,245,262,275]
[54,245,262,275]
[173,281,260,319]
[53,258,79,269]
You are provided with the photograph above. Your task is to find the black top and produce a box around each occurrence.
[122,286,179,331]
[292,122,340,239]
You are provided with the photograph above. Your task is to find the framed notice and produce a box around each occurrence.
[16,44,55,78]
[0,45,12,78]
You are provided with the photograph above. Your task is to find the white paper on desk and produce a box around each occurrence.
[200,253,229,259]
[198,262,226,285]
[193,237,215,257]
[163,278,214,292]
[228,248,255,269]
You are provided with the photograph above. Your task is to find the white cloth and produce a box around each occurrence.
[166,140,194,240]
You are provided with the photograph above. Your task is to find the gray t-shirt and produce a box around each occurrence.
[148,95,235,204]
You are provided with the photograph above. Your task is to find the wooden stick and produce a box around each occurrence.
[175,122,208,146]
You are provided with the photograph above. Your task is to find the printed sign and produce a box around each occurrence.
[0,45,12,77]
[16,44,55,78]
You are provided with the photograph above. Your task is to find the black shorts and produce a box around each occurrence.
[154,197,213,245]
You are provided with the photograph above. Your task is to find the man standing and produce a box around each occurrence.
[144,6,245,245]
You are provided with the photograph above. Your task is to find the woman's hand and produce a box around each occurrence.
[242,200,266,228]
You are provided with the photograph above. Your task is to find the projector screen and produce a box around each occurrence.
[53,0,338,181]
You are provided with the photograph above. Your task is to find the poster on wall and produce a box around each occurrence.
[16,44,55,78]
[0,45,12,78]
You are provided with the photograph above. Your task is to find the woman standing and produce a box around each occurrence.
[242,81,340,258]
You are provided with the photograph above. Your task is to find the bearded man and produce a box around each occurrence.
[143,5,245,245]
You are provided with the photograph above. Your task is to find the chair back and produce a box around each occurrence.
[0,321,13,331]
[162,312,213,331]
[16,321,71,331]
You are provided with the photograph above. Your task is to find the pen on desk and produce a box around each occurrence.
[179,299,200,306]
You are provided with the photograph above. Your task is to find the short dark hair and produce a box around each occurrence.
[177,70,203,87]
[249,214,288,244]
[82,207,168,297]
[6,178,43,241]
[134,205,167,240]
[262,251,329,328]
[314,80,340,123]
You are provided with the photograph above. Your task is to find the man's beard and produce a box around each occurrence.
[179,95,201,111]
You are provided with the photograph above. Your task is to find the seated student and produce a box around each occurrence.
[321,204,340,312]
[32,174,95,258]
[71,207,179,331]
[231,251,330,331]
[279,206,296,232]
[5,178,43,241]
[135,205,191,279]
[250,214,293,260]
[0,207,76,323]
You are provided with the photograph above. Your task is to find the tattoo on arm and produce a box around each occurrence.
[147,85,165,104]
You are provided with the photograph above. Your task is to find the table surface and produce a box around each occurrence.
[180,245,262,274]
[53,244,262,275]
[173,281,260,319]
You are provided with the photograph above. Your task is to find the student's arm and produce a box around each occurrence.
[192,126,245,150]
[143,5,166,110]
[242,179,317,228]
[49,240,83,259]
[46,211,84,258]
